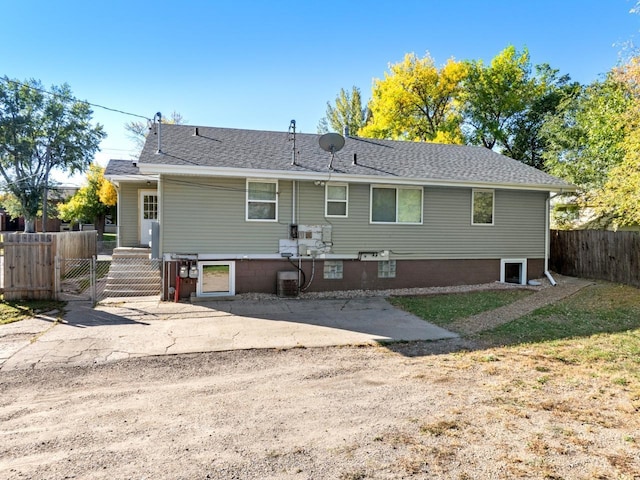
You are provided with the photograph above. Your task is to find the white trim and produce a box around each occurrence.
[138,163,574,193]
[500,258,527,285]
[197,261,236,297]
[325,182,349,218]
[471,188,495,226]
[246,179,278,222]
[370,184,423,225]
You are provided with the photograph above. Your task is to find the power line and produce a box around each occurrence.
[0,76,150,121]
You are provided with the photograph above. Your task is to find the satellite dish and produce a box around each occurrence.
[318,133,345,170]
[319,133,345,153]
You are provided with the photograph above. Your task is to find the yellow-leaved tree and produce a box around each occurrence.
[592,57,640,227]
[58,163,117,239]
[359,52,468,143]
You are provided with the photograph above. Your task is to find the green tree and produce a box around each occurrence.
[0,78,105,232]
[360,53,468,143]
[58,164,116,239]
[591,57,640,227]
[317,86,366,135]
[542,76,628,192]
[461,46,536,151]
[507,65,578,169]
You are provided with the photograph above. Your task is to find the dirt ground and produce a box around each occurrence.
[1,340,638,480]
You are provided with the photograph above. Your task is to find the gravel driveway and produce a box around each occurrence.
[2,277,637,479]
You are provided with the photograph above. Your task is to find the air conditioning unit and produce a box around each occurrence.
[277,271,299,297]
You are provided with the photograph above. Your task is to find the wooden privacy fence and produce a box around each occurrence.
[550,229,640,288]
[0,231,97,300]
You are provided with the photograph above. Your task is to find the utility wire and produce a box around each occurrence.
[0,77,150,121]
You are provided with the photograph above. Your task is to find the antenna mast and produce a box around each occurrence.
[154,112,162,153]
[288,119,297,165]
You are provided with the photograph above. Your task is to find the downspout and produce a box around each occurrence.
[545,192,558,286]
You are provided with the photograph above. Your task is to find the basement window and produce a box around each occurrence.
[324,260,343,279]
[500,258,527,285]
[378,260,396,278]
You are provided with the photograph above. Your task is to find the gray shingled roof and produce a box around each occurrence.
[105,159,140,176]
[136,124,572,189]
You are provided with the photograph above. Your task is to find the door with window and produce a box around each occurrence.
[139,190,158,247]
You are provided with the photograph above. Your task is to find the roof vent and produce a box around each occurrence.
[193,127,199,136]
[343,125,349,137]
[352,153,357,166]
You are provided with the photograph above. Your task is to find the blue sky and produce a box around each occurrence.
[1,0,638,183]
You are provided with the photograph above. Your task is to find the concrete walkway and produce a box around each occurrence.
[0,297,457,371]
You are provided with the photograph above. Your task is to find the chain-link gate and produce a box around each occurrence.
[55,255,161,304]
[55,256,110,303]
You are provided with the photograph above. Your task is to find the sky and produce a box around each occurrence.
[1,0,639,185]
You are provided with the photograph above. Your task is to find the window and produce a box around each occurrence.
[323,260,343,279]
[378,260,396,278]
[325,183,348,217]
[197,261,236,296]
[500,259,527,285]
[371,186,422,224]
[247,180,278,221]
[472,189,494,225]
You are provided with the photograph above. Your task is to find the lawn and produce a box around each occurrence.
[390,281,640,393]
[389,289,533,325]
[0,299,66,325]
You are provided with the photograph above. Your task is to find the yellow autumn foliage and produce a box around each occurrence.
[359,52,467,143]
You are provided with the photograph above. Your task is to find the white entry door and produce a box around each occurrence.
[140,190,158,247]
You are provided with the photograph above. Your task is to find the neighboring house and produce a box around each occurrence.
[105,124,574,299]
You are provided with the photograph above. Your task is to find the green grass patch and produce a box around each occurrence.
[476,283,640,382]
[102,233,116,242]
[478,283,640,345]
[389,289,533,326]
[0,300,66,325]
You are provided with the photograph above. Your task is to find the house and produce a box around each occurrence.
[105,124,573,300]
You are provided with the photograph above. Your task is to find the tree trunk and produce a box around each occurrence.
[24,217,35,233]
[95,213,106,241]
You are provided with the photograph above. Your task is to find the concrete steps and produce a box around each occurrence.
[102,248,161,297]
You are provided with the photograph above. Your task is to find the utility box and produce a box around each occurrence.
[277,271,299,297]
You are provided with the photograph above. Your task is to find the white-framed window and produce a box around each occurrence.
[370,185,423,224]
[472,189,494,225]
[246,179,278,221]
[323,260,343,279]
[500,258,527,285]
[197,261,236,297]
[325,183,348,217]
[378,260,396,278]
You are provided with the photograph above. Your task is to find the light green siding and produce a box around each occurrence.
[119,182,151,247]
[297,183,546,259]
[160,176,292,253]
[158,175,547,258]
